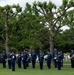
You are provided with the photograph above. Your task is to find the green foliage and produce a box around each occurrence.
[56,29,74,52]
[0,0,74,53]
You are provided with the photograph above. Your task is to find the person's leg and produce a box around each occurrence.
[71,60,73,68]
[58,62,61,70]
[8,61,11,69]
[19,62,21,68]
[72,60,74,68]
[40,62,43,70]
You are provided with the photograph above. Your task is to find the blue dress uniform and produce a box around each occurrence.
[52,49,58,68]
[7,52,12,69]
[60,51,64,67]
[38,51,44,70]
[26,52,29,67]
[57,52,63,70]
[31,50,37,68]
[46,51,52,69]
[1,51,7,68]
[17,53,22,68]
[22,51,28,69]
[11,53,16,71]
[70,50,74,68]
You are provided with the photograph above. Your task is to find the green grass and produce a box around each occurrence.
[0,61,74,75]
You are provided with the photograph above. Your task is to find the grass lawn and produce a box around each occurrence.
[0,61,74,75]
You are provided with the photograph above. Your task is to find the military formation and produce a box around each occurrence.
[0,48,74,71]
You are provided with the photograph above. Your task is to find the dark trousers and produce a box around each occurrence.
[23,61,27,69]
[47,61,51,69]
[26,61,29,67]
[17,61,21,68]
[57,62,61,70]
[3,60,6,68]
[61,60,63,67]
[32,60,36,68]
[71,60,74,68]
[11,63,15,71]
[39,62,43,70]
[8,60,11,69]
[54,59,57,68]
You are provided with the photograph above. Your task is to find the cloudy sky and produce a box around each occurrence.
[0,0,62,7]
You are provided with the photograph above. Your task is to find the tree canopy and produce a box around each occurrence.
[0,0,74,53]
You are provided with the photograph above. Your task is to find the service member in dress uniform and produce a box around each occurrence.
[46,51,52,69]
[24,47,30,67]
[11,52,16,71]
[70,49,74,68]
[38,50,44,70]
[56,51,63,70]
[22,50,28,69]
[17,53,22,68]
[26,51,30,67]
[7,52,12,69]
[31,50,37,68]
[52,48,58,68]
[1,51,7,68]
[60,51,64,67]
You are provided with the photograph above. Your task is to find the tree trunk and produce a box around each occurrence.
[50,35,54,53]
[49,25,55,53]
[5,22,9,54]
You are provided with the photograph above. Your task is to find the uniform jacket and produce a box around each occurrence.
[2,52,7,60]
[47,54,52,62]
[38,52,44,62]
[31,52,37,60]
[11,54,16,63]
[17,54,22,62]
[57,54,62,62]
[22,52,28,62]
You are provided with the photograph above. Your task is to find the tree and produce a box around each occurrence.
[56,29,74,52]
[31,0,74,53]
[13,3,50,50]
[0,4,22,53]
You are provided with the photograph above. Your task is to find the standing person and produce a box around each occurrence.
[57,51,63,70]
[17,53,22,68]
[1,51,7,68]
[11,52,16,71]
[31,50,37,68]
[70,49,74,68]
[46,51,52,69]
[26,51,29,67]
[38,50,44,70]
[22,50,28,69]
[60,51,64,67]
[52,48,58,68]
[7,52,12,69]
[24,47,30,67]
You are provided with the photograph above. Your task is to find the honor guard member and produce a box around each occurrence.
[46,51,52,69]
[22,50,28,69]
[26,51,29,67]
[70,49,74,68]
[11,52,16,71]
[57,51,63,70]
[24,46,30,67]
[31,50,37,68]
[60,51,64,67]
[17,53,22,68]
[38,50,44,70]
[7,52,12,69]
[52,48,58,68]
[1,51,7,68]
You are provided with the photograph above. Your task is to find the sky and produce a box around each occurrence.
[0,0,62,7]
[0,0,69,30]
